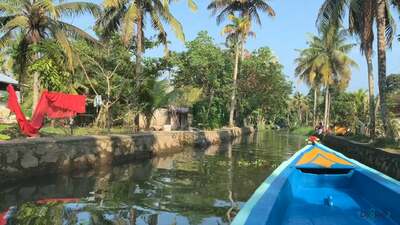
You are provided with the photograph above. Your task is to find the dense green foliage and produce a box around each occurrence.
[0,0,397,138]
[238,47,291,126]
[170,31,233,128]
[169,32,291,129]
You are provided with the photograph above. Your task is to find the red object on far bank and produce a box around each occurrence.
[7,84,86,137]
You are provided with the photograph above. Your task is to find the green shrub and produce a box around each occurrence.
[291,126,314,136]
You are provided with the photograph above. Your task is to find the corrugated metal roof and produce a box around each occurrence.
[0,73,18,85]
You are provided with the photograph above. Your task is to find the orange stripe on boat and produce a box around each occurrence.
[296,147,352,168]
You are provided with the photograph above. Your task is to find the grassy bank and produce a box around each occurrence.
[0,124,135,141]
[290,126,315,136]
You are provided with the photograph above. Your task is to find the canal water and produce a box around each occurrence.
[0,131,306,225]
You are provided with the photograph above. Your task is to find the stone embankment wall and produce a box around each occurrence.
[0,127,253,184]
[322,135,400,180]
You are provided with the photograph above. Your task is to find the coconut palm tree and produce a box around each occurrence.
[222,14,253,127]
[0,0,100,111]
[353,89,368,123]
[209,0,275,127]
[294,48,322,126]
[292,92,309,125]
[97,0,196,80]
[376,0,396,137]
[317,0,396,137]
[208,0,275,25]
[297,26,357,128]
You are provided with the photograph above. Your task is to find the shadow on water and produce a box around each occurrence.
[0,131,306,225]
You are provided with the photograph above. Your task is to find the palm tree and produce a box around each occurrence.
[209,0,275,127]
[353,89,368,123]
[295,48,323,126]
[97,0,196,80]
[297,26,357,128]
[208,0,275,25]
[0,0,100,111]
[317,0,396,137]
[292,92,309,125]
[376,0,396,137]
[222,15,253,127]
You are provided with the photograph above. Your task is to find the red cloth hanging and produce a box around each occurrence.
[7,85,86,137]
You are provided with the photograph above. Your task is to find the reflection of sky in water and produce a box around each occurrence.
[76,211,92,224]
[0,131,306,225]
[213,199,232,208]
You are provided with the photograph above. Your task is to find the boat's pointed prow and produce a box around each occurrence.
[232,142,400,225]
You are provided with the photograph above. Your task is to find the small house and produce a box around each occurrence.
[135,106,192,131]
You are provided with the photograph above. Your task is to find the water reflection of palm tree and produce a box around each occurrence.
[226,141,239,223]
[129,208,137,225]
[148,214,158,225]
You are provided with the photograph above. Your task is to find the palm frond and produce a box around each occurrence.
[384,2,395,47]
[96,5,126,38]
[156,1,185,42]
[0,29,14,48]
[51,26,74,69]
[254,0,275,17]
[187,0,197,12]
[103,0,126,8]
[56,2,101,18]
[1,15,28,31]
[0,15,16,27]
[53,20,98,43]
[316,0,347,31]
[120,3,137,45]
[150,10,168,54]
[38,0,61,18]
[0,1,19,14]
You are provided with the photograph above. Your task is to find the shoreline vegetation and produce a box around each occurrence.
[288,126,399,151]
[0,0,398,146]
[1,122,398,152]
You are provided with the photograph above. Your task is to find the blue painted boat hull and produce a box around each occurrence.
[232,143,400,225]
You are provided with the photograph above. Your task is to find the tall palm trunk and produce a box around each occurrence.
[313,88,317,126]
[32,43,41,115]
[32,71,40,114]
[324,85,330,129]
[135,7,144,78]
[376,0,391,137]
[229,42,240,127]
[365,48,375,138]
[298,105,302,124]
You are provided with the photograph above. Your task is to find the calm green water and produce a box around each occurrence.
[0,131,306,225]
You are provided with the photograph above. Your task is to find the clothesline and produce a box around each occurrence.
[7,84,86,137]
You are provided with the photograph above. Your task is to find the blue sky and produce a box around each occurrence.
[73,0,400,94]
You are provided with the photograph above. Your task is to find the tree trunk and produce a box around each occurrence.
[32,52,41,116]
[229,43,240,127]
[313,88,317,126]
[32,72,39,113]
[206,88,214,122]
[328,91,331,127]
[95,106,106,128]
[135,7,144,78]
[376,0,392,137]
[145,113,152,130]
[324,85,330,129]
[298,105,301,124]
[18,72,24,103]
[365,49,376,138]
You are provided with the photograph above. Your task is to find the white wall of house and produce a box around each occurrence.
[136,107,191,131]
